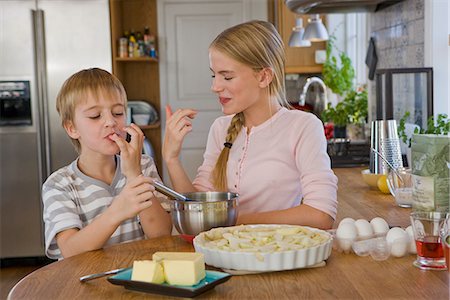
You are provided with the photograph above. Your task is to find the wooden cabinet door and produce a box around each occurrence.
[276,0,326,74]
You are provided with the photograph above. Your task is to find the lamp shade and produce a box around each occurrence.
[303,14,329,42]
[288,17,311,47]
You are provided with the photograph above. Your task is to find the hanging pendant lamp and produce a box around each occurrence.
[288,17,311,47]
[303,14,329,42]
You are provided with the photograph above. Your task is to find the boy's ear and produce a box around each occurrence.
[258,68,274,88]
[64,120,80,139]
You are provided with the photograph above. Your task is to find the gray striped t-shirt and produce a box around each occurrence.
[42,154,161,259]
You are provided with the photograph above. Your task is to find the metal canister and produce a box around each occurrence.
[370,119,403,174]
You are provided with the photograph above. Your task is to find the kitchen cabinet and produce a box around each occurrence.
[109,0,162,173]
[274,0,326,74]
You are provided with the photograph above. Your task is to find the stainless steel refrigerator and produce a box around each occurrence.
[0,0,112,259]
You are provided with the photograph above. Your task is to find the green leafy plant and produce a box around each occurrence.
[398,111,450,147]
[321,87,368,127]
[321,101,350,127]
[322,35,355,96]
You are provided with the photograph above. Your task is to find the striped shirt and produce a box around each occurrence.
[42,155,161,259]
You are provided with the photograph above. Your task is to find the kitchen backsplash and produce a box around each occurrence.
[368,0,425,120]
[370,0,424,69]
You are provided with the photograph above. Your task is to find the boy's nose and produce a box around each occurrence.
[104,113,117,126]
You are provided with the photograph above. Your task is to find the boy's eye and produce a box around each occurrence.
[88,115,100,119]
[114,112,124,116]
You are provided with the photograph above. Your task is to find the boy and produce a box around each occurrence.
[42,68,171,259]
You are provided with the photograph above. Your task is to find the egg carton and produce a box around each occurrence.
[331,217,416,261]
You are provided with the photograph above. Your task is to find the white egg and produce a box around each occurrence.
[386,227,409,257]
[339,217,355,228]
[370,217,390,235]
[405,226,417,254]
[336,223,357,252]
[354,219,374,238]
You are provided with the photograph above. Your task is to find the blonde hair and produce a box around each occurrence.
[210,20,288,191]
[56,68,127,153]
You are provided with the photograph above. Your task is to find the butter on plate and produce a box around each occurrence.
[153,252,205,286]
[131,260,165,284]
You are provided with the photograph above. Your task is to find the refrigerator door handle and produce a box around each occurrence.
[32,9,51,182]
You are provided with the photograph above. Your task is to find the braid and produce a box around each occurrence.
[212,113,245,191]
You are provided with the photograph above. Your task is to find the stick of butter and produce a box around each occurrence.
[153,252,205,286]
[131,260,165,284]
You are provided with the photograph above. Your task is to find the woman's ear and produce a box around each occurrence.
[258,68,274,88]
[64,120,80,139]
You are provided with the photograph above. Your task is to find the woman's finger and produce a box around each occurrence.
[165,105,173,118]
[168,108,197,124]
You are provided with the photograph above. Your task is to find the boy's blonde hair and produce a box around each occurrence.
[56,68,127,153]
[210,20,288,191]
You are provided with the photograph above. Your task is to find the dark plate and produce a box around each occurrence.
[107,268,231,298]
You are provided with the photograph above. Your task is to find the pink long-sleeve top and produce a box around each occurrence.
[193,107,338,220]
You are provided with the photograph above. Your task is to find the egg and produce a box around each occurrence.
[339,217,355,227]
[405,226,417,254]
[370,217,390,235]
[354,219,374,238]
[336,223,357,252]
[386,227,409,257]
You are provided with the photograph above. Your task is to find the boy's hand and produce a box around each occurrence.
[162,105,197,164]
[110,123,144,179]
[109,175,155,221]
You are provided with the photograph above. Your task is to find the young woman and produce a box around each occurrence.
[163,20,337,229]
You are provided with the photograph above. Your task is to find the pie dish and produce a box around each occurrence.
[193,224,333,271]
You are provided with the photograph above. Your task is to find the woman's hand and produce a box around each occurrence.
[109,175,155,221]
[110,123,144,179]
[163,105,197,164]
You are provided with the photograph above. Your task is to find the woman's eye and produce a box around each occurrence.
[224,77,233,81]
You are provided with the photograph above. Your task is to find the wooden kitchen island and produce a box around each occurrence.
[8,167,449,299]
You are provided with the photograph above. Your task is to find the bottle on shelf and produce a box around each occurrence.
[144,26,156,57]
[128,30,137,58]
[118,31,129,58]
[136,31,145,57]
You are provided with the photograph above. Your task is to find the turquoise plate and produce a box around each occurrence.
[108,268,231,298]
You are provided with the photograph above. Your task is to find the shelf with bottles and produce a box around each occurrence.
[109,0,162,175]
[117,26,157,60]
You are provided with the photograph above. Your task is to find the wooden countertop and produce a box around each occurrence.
[8,167,449,299]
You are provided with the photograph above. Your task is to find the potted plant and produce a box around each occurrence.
[397,111,450,166]
[321,87,368,139]
[321,34,368,139]
[398,112,450,144]
[398,112,449,211]
[322,35,355,97]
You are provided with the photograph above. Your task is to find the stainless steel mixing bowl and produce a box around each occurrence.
[170,192,238,236]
